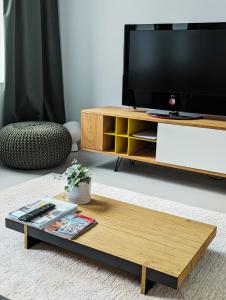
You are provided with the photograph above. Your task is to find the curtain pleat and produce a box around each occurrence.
[3,0,66,125]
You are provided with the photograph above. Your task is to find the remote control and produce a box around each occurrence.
[19,203,56,222]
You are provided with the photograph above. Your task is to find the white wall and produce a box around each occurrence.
[58,0,226,122]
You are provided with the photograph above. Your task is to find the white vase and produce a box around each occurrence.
[67,182,91,204]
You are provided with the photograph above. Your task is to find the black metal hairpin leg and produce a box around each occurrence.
[114,157,123,172]
[130,160,135,166]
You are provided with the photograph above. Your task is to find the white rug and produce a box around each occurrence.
[0,174,226,300]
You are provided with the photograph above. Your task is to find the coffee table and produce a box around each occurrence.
[5,193,216,295]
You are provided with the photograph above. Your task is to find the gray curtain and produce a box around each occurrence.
[3,0,66,125]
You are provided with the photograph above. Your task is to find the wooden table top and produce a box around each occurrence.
[56,193,216,287]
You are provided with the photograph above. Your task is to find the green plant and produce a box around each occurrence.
[63,160,91,192]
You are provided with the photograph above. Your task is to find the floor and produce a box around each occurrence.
[0,150,226,214]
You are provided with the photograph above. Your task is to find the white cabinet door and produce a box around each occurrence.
[156,123,226,174]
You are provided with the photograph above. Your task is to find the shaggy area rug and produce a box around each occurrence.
[0,174,225,300]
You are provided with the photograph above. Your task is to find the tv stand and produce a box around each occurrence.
[146,109,203,120]
[81,106,226,178]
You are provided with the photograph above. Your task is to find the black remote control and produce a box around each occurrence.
[19,203,56,222]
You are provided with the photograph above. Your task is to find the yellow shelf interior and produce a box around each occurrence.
[103,117,157,159]
[116,117,128,135]
[103,134,116,152]
[116,136,128,154]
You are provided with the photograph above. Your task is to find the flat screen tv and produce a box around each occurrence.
[122,23,226,119]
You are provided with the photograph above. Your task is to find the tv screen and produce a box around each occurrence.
[122,23,226,116]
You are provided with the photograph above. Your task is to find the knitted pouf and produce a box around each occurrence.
[0,122,72,169]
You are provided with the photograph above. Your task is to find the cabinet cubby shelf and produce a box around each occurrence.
[103,117,157,161]
[104,132,157,142]
[129,136,157,143]
[104,131,116,136]
[102,116,157,160]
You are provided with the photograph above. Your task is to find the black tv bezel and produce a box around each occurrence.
[122,22,226,116]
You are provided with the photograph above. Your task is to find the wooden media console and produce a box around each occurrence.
[81,107,226,177]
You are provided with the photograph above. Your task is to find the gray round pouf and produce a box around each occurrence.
[0,122,72,169]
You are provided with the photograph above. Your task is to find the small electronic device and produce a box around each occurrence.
[18,203,56,222]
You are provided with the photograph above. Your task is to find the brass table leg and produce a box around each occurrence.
[140,265,155,295]
[24,224,39,249]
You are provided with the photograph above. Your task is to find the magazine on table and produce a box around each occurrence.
[44,213,97,240]
[8,197,77,229]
